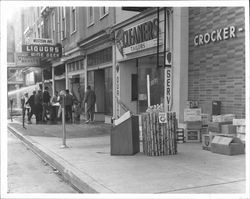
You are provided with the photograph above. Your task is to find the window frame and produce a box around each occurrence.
[87,7,94,27]
[71,6,77,34]
[99,7,109,20]
[51,11,56,40]
[60,7,66,40]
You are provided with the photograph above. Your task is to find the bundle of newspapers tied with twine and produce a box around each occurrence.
[141,104,177,156]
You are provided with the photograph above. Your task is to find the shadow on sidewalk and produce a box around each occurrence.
[8,116,111,138]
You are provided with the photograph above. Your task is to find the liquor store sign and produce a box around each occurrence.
[22,44,62,58]
[116,18,160,56]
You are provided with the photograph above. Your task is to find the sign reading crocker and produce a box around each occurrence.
[194,26,236,46]
[22,44,62,58]
[116,18,160,55]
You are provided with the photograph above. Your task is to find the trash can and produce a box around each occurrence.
[111,115,140,155]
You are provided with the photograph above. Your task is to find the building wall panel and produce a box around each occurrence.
[188,7,245,118]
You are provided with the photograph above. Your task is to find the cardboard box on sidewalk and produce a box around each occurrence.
[211,135,245,155]
[233,119,245,126]
[221,124,236,134]
[184,108,202,122]
[236,126,245,134]
[186,121,202,130]
[201,113,210,126]
[208,121,232,133]
[202,134,212,151]
[186,129,200,142]
[237,133,245,143]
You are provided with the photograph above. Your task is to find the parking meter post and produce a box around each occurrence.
[10,98,13,122]
[21,97,25,129]
[61,95,68,148]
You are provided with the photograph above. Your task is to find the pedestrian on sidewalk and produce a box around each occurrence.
[83,85,96,124]
[57,90,66,120]
[21,93,30,121]
[42,87,51,122]
[26,90,36,124]
[50,91,60,123]
[65,89,73,123]
[34,90,43,124]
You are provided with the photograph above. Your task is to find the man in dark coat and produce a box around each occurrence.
[26,90,36,124]
[42,86,51,122]
[83,85,96,123]
[34,90,43,124]
[65,89,73,122]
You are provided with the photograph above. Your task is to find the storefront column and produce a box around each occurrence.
[52,66,55,96]
[84,57,88,115]
[65,63,69,89]
[84,57,87,91]
[112,44,117,119]
[172,7,189,124]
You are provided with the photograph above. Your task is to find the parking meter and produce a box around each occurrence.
[61,95,68,148]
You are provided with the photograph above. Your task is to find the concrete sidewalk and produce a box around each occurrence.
[7,119,246,194]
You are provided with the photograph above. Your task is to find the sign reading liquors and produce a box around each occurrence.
[116,18,160,55]
[194,26,238,46]
[22,44,62,58]
[15,52,40,67]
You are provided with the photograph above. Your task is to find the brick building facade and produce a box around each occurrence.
[188,7,245,118]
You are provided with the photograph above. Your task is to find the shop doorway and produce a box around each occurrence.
[87,67,113,121]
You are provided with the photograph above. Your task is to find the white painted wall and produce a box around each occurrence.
[119,59,138,115]
[172,7,189,124]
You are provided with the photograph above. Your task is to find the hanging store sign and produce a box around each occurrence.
[15,52,40,67]
[194,26,237,46]
[116,18,160,56]
[30,38,54,45]
[25,37,54,45]
[22,44,62,58]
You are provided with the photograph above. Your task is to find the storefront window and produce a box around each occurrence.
[138,54,164,113]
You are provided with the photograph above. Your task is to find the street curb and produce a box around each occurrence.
[8,124,114,193]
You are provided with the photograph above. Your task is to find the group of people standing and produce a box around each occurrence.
[21,85,96,124]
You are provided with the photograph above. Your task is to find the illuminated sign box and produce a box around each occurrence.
[22,44,62,58]
[15,52,40,67]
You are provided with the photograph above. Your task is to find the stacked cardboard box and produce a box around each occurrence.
[184,108,202,142]
[208,121,232,133]
[211,135,245,155]
[233,119,245,143]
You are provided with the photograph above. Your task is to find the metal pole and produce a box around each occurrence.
[10,98,13,122]
[21,97,26,129]
[60,95,68,148]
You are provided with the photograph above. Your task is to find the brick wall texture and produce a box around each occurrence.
[188,7,245,118]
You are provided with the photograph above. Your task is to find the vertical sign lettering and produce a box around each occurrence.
[116,69,120,118]
[165,67,172,111]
